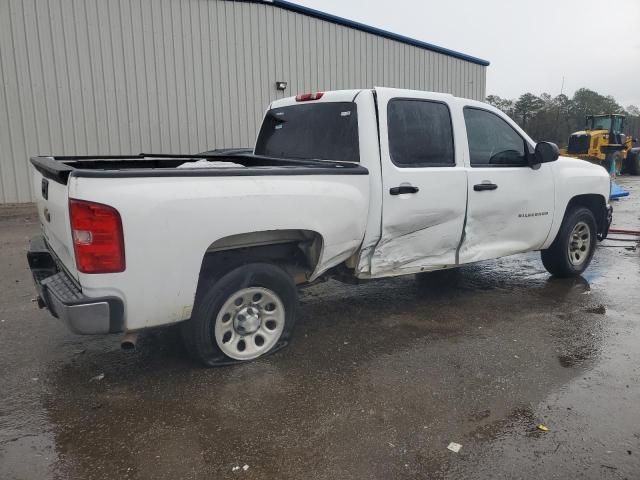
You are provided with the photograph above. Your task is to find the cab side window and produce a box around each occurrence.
[464,107,528,167]
[388,99,455,167]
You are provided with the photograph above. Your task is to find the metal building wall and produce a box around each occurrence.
[0,0,487,203]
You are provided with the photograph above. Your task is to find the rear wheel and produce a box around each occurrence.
[541,207,597,278]
[182,263,298,366]
[625,149,640,175]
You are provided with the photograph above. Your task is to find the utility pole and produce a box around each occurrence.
[555,76,566,144]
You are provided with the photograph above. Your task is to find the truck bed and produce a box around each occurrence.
[30,152,368,184]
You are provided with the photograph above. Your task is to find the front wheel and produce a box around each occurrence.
[182,263,298,366]
[604,152,622,176]
[541,207,597,278]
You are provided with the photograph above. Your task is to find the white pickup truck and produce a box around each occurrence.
[28,87,612,366]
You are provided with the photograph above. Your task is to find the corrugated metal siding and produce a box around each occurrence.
[0,0,487,203]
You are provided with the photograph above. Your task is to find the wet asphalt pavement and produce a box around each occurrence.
[1,178,639,480]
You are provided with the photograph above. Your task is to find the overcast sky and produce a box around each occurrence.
[295,0,640,107]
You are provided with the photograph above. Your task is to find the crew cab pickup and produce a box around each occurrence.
[28,87,612,366]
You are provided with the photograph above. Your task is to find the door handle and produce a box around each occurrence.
[473,183,498,192]
[390,185,420,195]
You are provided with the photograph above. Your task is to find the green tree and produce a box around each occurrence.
[486,88,637,146]
[514,93,545,129]
[486,95,514,116]
[625,105,640,140]
[526,93,564,143]
[570,88,624,127]
[626,105,640,116]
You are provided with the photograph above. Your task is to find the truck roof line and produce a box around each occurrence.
[244,0,490,67]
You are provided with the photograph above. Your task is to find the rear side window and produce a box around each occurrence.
[463,107,528,167]
[255,102,360,162]
[387,99,455,167]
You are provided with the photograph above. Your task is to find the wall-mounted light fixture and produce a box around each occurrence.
[275,81,288,91]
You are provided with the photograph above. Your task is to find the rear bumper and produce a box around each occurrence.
[27,235,124,334]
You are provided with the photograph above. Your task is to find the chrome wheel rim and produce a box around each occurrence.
[567,221,591,266]
[214,287,285,361]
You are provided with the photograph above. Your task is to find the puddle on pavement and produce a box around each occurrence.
[37,256,612,479]
[3,200,638,479]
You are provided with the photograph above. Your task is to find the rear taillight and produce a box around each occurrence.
[295,91,324,102]
[69,199,125,273]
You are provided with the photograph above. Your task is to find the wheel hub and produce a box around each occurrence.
[568,221,591,266]
[234,306,261,335]
[213,286,286,361]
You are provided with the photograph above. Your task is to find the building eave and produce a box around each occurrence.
[243,0,490,66]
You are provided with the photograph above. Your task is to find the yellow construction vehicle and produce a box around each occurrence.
[562,114,640,175]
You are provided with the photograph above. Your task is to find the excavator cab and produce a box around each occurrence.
[564,113,640,175]
[586,114,626,146]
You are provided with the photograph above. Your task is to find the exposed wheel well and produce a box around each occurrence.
[195,230,323,299]
[565,194,608,239]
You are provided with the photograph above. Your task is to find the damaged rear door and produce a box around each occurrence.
[370,88,468,276]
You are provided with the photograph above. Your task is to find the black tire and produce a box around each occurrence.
[625,149,640,175]
[541,207,597,278]
[182,262,298,367]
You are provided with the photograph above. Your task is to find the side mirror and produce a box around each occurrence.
[531,141,559,167]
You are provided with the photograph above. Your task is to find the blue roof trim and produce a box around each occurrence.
[267,0,490,67]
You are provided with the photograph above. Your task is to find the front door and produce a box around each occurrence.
[458,106,555,263]
[369,88,468,277]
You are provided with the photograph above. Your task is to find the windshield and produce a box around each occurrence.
[588,116,624,132]
[590,116,612,131]
[255,102,360,162]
